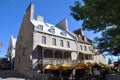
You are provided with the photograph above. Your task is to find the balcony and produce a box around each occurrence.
[83,60,95,64]
[38,58,77,66]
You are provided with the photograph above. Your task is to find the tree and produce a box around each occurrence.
[70,0,120,56]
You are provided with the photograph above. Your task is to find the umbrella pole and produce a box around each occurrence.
[43,69,44,74]
[72,72,73,80]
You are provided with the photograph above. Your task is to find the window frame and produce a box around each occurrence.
[37,25,43,31]
[60,40,64,47]
[52,38,56,46]
[50,26,55,33]
[61,30,67,36]
[84,46,87,51]
[80,45,83,50]
[66,41,70,48]
[42,36,46,44]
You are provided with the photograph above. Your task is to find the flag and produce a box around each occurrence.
[0,41,2,48]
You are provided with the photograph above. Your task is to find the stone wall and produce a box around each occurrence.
[14,3,34,77]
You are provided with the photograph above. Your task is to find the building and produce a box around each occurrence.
[73,29,106,64]
[14,3,78,76]
[14,3,105,77]
[6,35,17,69]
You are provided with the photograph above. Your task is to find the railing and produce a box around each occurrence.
[38,58,78,66]
[83,60,95,63]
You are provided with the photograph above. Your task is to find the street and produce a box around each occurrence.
[0,70,34,80]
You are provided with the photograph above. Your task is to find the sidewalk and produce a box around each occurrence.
[0,70,34,80]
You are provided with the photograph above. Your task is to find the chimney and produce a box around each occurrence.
[36,15,44,22]
[56,18,68,31]
[80,28,84,36]
[26,3,34,20]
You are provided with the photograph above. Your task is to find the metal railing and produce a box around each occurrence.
[38,58,78,66]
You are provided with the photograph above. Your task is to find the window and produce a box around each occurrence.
[42,36,46,44]
[67,41,70,48]
[84,46,87,51]
[22,47,26,56]
[61,30,67,36]
[37,25,43,30]
[60,40,64,47]
[80,45,83,50]
[52,38,56,46]
[85,55,89,60]
[89,46,91,51]
[49,26,55,33]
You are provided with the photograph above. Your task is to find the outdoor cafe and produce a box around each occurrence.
[42,61,106,80]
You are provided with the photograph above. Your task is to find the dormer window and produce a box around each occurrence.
[61,30,67,36]
[84,36,87,42]
[37,25,43,31]
[49,26,55,33]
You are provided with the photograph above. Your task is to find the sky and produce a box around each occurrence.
[0,0,112,62]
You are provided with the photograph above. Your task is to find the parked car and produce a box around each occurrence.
[0,60,11,69]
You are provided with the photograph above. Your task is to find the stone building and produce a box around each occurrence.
[14,3,105,77]
[73,29,105,64]
[6,35,16,69]
[14,3,78,76]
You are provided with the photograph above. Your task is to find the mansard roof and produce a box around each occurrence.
[31,19,77,40]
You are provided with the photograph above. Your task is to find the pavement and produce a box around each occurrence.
[0,70,35,80]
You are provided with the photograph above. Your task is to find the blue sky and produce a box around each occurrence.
[0,0,103,59]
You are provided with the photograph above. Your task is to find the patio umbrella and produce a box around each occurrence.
[50,64,59,70]
[99,62,106,68]
[43,64,51,70]
[74,62,87,69]
[59,62,73,69]
[86,62,93,70]
[92,63,101,69]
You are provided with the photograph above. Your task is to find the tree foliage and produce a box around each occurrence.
[70,0,120,56]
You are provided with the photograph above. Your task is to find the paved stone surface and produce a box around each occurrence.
[0,70,34,80]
